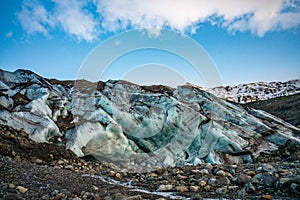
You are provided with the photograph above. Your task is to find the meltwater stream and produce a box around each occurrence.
[82,173,189,199]
[82,173,232,200]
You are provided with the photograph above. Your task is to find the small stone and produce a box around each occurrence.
[16,186,28,193]
[150,173,158,177]
[246,170,256,177]
[252,173,262,182]
[65,190,71,197]
[8,183,15,189]
[204,185,211,192]
[157,184,173,191]
[199,180,206,187]
[109,170,115,176]
[57,160,64,165]
[206,164,213,171]
[176,170,184,175]
[35,158,43,164]
[238,188,246,199]
[190,186,200,192]
[251,177,260,184]
[238,173,251,185]
[94,197,101,200]
[152,167,162,174]
[41,194,50,199]
[83,191,90,196]
[191,169,200,174]
[49,154,54,160]
[52,189,59,195]
[113,193,126,200]
[278,169,290,176]
[65,165,74,170]
[262,173,276,187]
[290,183,300,195]
[56,193,65,199]
[226,172,233,179]
[126,195,142,200]
[176,185,188,192]
[231,164,237,169]
[115,173,121,179]
[92,185,99,190]
[261,194,272,200]
[262,164,275,173]
[245,182,256,193]
[216,187,228,194]
[216,170,226,177]
[200,169,209,175]
[228,186,239,190]
[257,166,263,171]
[277,178,290,186]
[208,178,217,185]
[15,155,21,161]
[177,174,188,179]
[218,177,231,185]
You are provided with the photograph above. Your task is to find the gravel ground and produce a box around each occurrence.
[0,156,165,200]
[1,124,300,200]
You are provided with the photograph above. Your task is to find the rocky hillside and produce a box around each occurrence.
[0,69,299,172]
[208,79,300,104]
[245,93,300,128]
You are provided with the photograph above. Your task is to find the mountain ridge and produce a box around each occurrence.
[208,79,300,104]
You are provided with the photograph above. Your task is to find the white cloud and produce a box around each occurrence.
[53,0,98,42]
[17,0,300,40]
[146,28,161,38]
[17,0,98,42]
[5,32,13,39]
[17,0,55,37]
[94,0,300,37]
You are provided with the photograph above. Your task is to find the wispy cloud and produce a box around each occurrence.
[17,0,300,41]
[95,0,300,37]
[5,32,13,39]
[17,0,98,42]
[17,0,55,37]
[53,0,98,42]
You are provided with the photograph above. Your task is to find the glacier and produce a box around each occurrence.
[0,69,299,171]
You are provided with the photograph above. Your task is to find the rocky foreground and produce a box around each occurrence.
[1,124,300,200]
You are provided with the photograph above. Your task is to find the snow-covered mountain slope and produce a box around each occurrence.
[0,69,299,171]
[208,79,300,104]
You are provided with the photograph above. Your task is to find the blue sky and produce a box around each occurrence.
[0,0,300,87]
